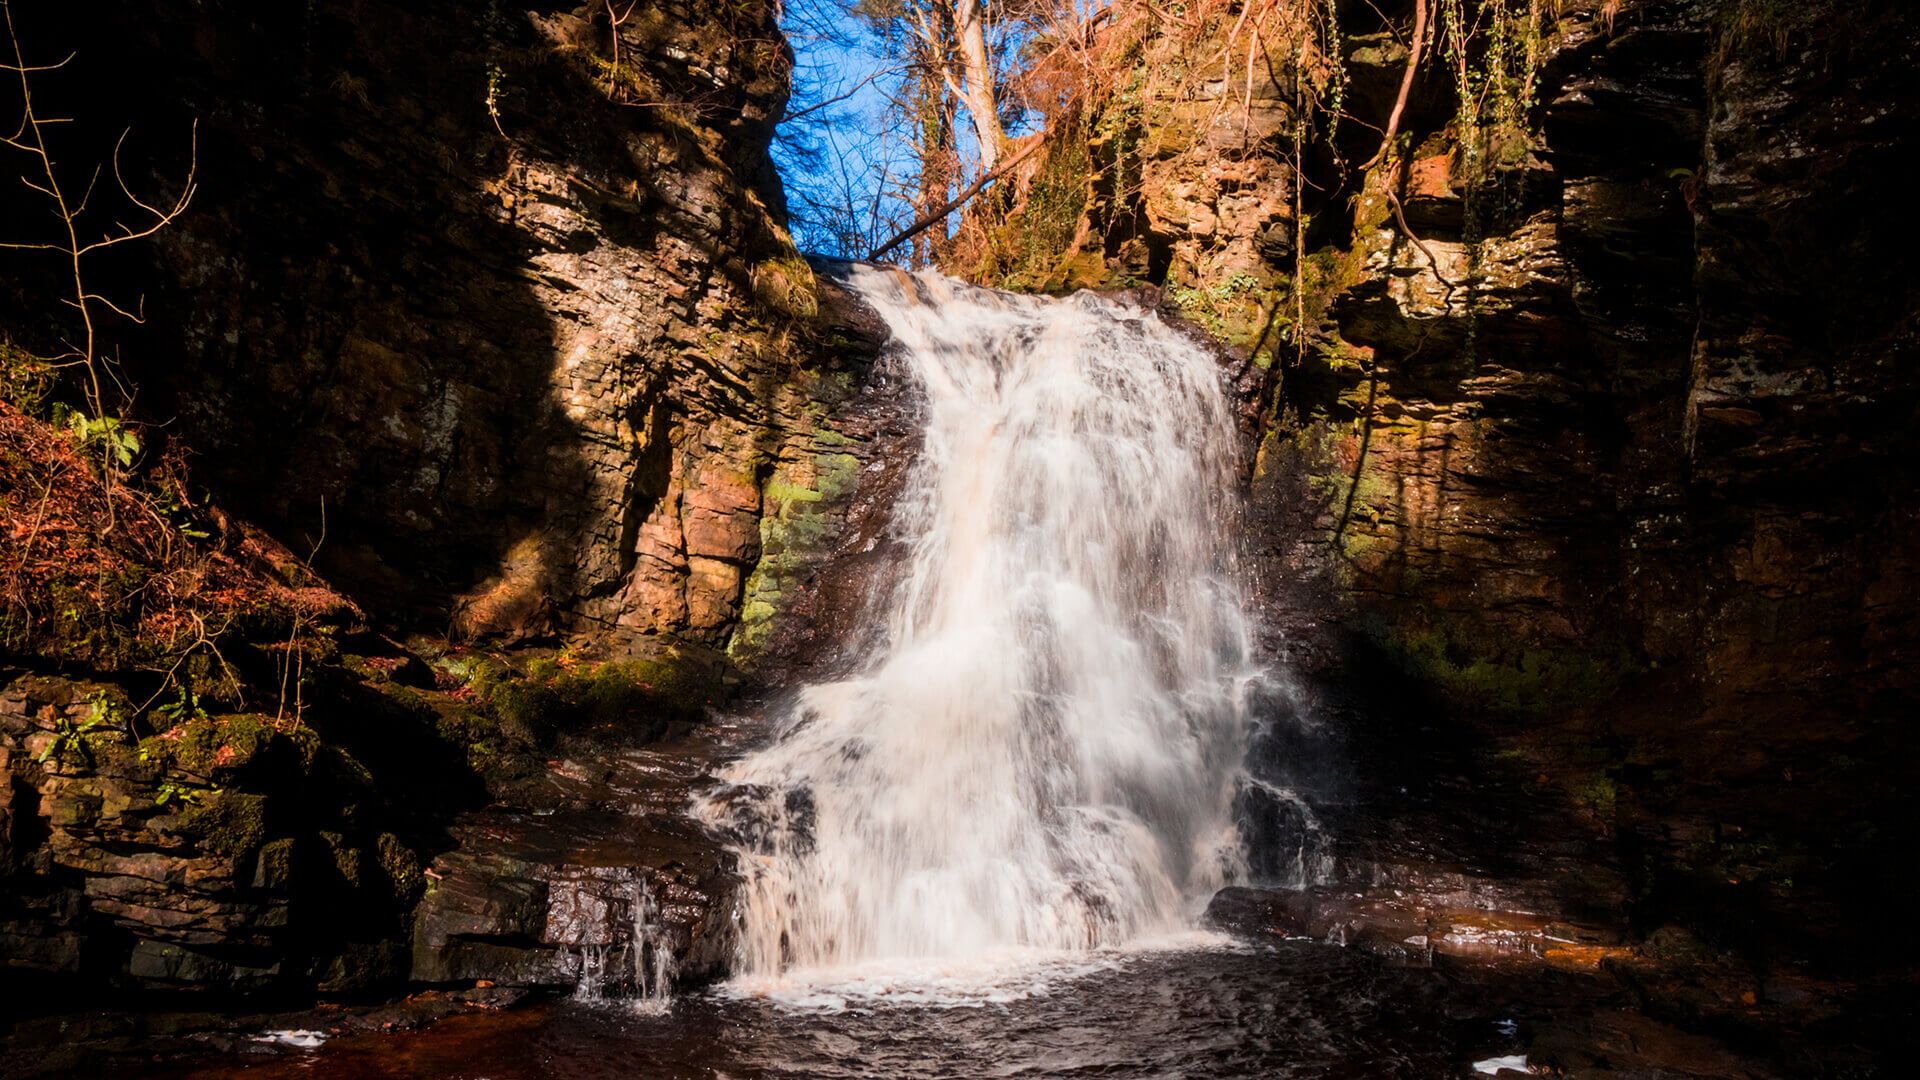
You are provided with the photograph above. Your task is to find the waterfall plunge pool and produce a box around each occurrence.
[129,938,1535,1079]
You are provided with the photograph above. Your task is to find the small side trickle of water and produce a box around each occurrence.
[630,879,674,1013]
[574,943,613,1002]
[699,265,1258,978]
[555,869,676,1011]
[1236,775,1331,889]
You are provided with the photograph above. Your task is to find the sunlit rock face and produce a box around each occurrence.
[0,0,880,656]
[981,0,1917,732]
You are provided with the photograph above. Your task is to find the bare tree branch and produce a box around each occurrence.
[869,135,1041,260]
[3,0,196,499]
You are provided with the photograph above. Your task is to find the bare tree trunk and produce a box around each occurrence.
[952,0,1003,169]
[914,45,958,265]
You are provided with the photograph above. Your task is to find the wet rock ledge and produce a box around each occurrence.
[0,629,753,1015]
[409,733,743,995]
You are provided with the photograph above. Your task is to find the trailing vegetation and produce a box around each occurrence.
[0,0,347,718]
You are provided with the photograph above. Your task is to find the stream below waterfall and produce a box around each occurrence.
[120,940,1538,1079]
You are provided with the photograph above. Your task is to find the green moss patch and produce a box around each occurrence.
[1371,615,1645,717]
[465,654,713,747]
[175,789,270,858]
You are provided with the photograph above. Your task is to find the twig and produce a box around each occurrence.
[1142,3,1196,29]
[1384,182,1459,293]
[603,0,635,98]
[781,65,906,124]
[17,460,65,566]
[135,610,244,718]
[278,497,326,723]
[4,0,196,430]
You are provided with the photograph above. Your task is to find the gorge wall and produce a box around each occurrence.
[961,0,1920,979]
[3,0,889,663]
[1,0,900,1010]
[3,0,1917,1060]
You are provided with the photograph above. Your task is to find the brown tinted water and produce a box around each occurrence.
[110,941,1522,1079]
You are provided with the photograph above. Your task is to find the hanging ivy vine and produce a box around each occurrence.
[1433,0,1549,360]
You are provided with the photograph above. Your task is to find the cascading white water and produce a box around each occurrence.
[702,265,1254,977]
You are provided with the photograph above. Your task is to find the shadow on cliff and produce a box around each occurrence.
[1248,325,1920,1003]
[1,0,797,650]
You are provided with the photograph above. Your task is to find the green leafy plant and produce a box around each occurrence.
[1170,272,1265,338]
[1,340,51,413]
[35,695,122,767]
[64,411,141,468]
[87,690,131,730]
[147,478,211,540]
[153,779,200,808]
[156,684,210,726]
[36,715,84,765]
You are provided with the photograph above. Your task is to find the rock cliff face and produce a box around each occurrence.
[967,0,1920,980]
[0,672,453,996]
[3,0,878,661]
[1273,4,1920,974]
[1,0,904,1017]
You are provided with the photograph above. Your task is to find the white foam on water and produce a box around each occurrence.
[251,1029,326,1048]
[713,931,1247,1012]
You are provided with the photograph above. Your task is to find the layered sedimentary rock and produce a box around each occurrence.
[0,0,905,1008]
[2,0,884,659]
[970,0,1920,983]
[0,671,443,995]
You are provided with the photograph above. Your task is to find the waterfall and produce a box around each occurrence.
[702,265,1253,976]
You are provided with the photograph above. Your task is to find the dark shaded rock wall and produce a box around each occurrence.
[978,0,1920,976]
[0,0,902,1013]
[2,0,873,658]
[1260,3,1920,948]
[0,667,477,1000]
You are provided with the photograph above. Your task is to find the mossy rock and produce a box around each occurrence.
[175,789,270,858]
[75,728,139,774]
[487,676,563,746]
[431,701,490,746]
[318,830,369,891]
[1370,614,1644,717]
[320,741,377,788]
[372,680,433,715]
[753,254,820,319]
[48,782,105,828]
[477,655,715,746]
[255,836,298,890]
[159,713,280,778]
[447,652,518,700]
[376,832,425,905]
